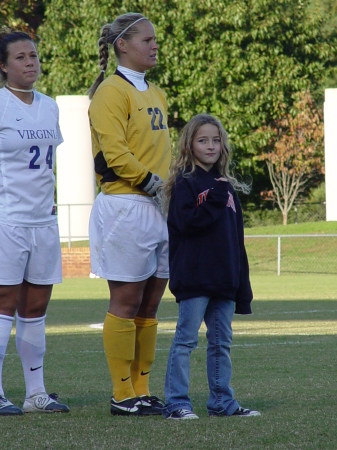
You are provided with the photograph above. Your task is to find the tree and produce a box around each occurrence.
[36,0,337,200]
[33,0,337,210]
[0,1,44,36]
[308,0,337,93]
[260,91,324,225]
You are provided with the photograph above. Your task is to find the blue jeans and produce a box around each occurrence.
[163,297,239,417]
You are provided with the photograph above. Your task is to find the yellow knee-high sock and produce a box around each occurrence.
[130,316,158,397]
[103,312,136,401]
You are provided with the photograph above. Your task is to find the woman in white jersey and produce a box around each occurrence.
[0,29,69,415]
[88,13,171,416]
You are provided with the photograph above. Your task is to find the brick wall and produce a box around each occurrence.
[61,247,91,277]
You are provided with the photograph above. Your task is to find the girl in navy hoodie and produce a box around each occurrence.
[161,114,260,420]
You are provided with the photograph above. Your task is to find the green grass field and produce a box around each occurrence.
[244,220,337,235]
[246,235,337,275]
[1,276,337,449]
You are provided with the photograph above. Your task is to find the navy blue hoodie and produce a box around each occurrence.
[167,165,253,315]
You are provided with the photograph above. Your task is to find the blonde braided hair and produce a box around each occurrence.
[88,13,148,99]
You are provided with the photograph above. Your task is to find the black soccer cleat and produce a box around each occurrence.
[110,396,144,416]
[139,395,165,415]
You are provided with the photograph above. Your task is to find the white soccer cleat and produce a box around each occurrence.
[23,392,70,413]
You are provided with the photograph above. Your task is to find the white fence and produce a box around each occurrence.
[56,204,337,275]
[57,203,93,247]
[245,234,337,276]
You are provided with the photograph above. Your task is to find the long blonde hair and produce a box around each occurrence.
[88,13,148,99]
[160,114,251,214]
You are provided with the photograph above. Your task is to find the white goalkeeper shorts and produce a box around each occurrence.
[89,193,169,282]
[0,223,62,285]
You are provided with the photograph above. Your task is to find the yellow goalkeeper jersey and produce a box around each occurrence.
[89,72,171,195]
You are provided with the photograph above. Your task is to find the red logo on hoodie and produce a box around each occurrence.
[226,192,236,213]
[196,189,210,206]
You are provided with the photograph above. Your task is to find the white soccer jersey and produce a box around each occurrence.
[0,88,63,226]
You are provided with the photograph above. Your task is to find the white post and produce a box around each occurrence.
[277,236,281,276]
[56,96,95,242]
[324,89,337,221]
[68,204,71,249]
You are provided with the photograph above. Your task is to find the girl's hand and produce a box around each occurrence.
[214,177,229,182]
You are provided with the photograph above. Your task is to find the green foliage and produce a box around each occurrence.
[35,0,337,204]
[244,206,283,228]
[308,0,337,93]
[36,0,114,95]
[290,202,326,224]
[152,0,331,155]
[0,0,44,35]
[244,201,326,228]
[308,181,325,202]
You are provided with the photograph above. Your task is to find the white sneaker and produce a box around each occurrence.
[232,406,261,417]
[0,395,23,416]
[167,408,199,420]
[23,392,70,413]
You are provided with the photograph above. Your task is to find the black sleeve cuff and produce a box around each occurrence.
[137,172,153,190]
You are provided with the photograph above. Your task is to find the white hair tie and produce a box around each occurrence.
[112,17,147,46]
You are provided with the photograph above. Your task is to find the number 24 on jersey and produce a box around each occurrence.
[29,145,53,169]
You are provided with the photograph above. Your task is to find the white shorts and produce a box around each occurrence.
[89,193,169,282]
[0,223,62,285]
